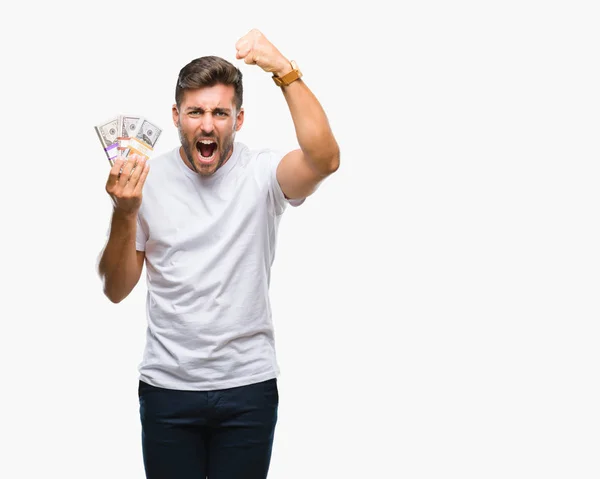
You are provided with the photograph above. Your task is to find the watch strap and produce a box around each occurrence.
[272,60,302,87]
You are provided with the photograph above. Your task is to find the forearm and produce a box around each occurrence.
[98,210,142,303]
[278,76,340,174]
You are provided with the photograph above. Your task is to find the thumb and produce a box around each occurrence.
[243,51,257,65]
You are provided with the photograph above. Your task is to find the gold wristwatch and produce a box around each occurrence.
[272,60,302,87]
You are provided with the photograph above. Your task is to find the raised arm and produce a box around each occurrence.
[235,29,340,200]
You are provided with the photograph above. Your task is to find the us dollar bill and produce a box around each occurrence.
[134,118,162,148]
[95,117,119,149]
[117,115,143,154]
[126,137,155,161]
[122,117,162,160]
[94,117,120,165]
[118,114,143,138]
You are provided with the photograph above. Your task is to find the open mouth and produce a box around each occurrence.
[196,139,218,163]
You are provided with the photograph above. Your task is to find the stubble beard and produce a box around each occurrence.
[178,123,236,177]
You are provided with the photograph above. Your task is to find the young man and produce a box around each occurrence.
[97,29,340,479]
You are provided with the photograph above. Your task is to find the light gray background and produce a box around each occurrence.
[1,0,598,478]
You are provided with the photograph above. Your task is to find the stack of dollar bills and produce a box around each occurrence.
[95,115,162,166]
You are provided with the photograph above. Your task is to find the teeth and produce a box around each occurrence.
[199,140,216,144]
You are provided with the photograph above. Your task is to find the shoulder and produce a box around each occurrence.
[235,142,283,172]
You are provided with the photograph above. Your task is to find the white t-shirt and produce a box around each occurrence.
[134,142,303,390]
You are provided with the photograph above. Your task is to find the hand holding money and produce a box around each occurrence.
[105,154,150,216]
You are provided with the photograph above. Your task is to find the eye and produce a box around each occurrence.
[215,111,228,117]
[189,111,201,116]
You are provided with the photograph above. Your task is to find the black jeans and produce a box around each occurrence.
[138,378,279,479]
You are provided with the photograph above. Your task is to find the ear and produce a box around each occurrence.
[235,107,244,131]
[172,104,179,127]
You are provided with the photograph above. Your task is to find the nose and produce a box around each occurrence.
[200,113,214,134]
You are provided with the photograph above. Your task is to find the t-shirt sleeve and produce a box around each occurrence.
[263,149,306,216]
[136,214,147,252]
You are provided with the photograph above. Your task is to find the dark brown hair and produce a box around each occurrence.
[175,56,243,110]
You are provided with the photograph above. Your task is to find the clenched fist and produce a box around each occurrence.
[105,154,150,216]
[235,29,292,77]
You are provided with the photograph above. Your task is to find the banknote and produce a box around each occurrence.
[122,118,163,160]
[97,115,162,164]
[117,115,142,154]
[126,137,155,161]
[94,117,120,165]
[133,118,162,149]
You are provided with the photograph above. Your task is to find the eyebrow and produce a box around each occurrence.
[184,106,232,114]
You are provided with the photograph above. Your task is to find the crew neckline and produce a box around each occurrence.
[174,142,240,181]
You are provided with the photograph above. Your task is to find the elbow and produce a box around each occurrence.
[329,149,340,173]
[105,291,125,304]
[326,136,341,172]
[305,133,340,175]
[324,146,340,175]
[100,276,127,304]
[311,142,340,176]
[103,284,124,304]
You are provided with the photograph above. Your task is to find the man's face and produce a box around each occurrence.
[173,84,244,177]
